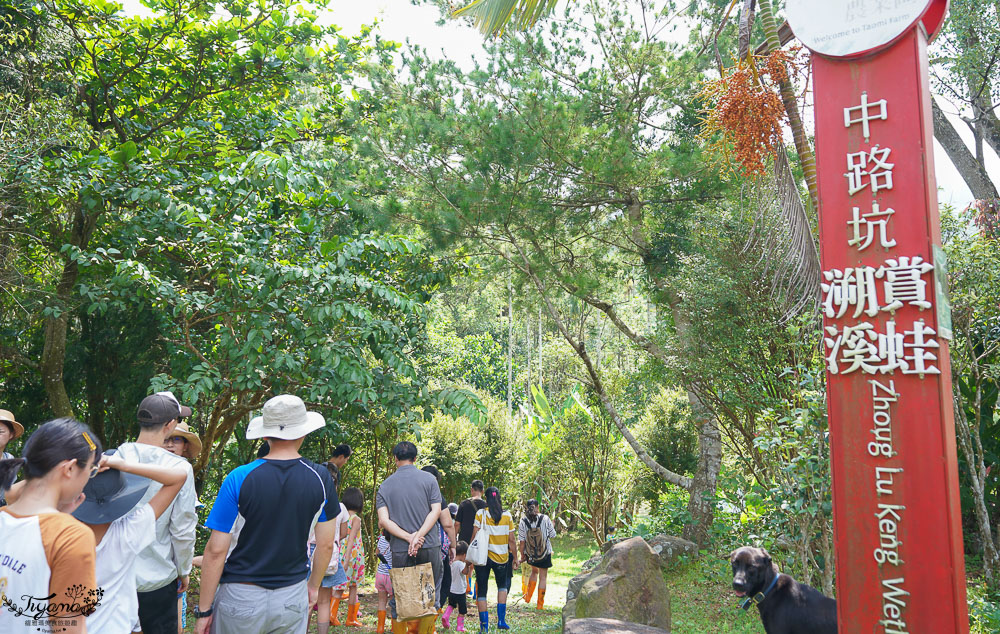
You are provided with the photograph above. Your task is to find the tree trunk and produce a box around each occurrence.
[953,396,999,584]
[41,310,74,418]
[620,199,722,546]
[41,201,97,418]
[758,0,819,213]
[507,278,513,421]
[668,291,722,546]
[932,98,1000,201]
[510,240,694,490]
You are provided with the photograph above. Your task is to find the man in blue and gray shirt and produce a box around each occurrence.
[195,395,339,634]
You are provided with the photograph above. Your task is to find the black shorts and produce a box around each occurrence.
[526,553,553,569]
[448,592,468,614]
[137,580,179,634]
[474,558,510,597]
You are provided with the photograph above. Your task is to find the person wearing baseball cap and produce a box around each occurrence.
[73,451,188,633]
[116,390,198,634]
[195,394,340,634]
[0,409,24,506]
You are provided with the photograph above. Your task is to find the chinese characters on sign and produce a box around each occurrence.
[824,93,942,382]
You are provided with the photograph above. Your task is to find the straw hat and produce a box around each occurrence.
[170,422,203,460]
[246,395,325,440]
[0,409,24,440]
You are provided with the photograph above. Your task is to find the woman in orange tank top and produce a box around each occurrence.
[0,418,104,634]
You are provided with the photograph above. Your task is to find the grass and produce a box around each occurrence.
[665,556,765,634]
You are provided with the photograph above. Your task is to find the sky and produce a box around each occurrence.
[117,0,995,210]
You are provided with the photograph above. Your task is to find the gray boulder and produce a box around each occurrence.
[564,618,670,634]
[563,537,671,631]
[599,534,697,570]
[646,535,697,569]
[600,537,628,554]
[580,552,603,572]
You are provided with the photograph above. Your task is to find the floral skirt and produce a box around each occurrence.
[343,545,366,585]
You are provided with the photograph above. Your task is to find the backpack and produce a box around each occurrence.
[523,515,547,562]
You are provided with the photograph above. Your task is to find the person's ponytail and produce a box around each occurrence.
[485,486,503,523]
[0,458,26,496]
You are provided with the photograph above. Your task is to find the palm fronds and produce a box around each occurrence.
[451,0,562,38]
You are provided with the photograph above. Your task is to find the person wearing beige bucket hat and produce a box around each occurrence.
[163,421,203,461]
[195,394,341,634]
[161,419,203,633]
[0,409,24,507]
[0,408,24,458]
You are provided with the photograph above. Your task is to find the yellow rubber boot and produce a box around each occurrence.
[524,580,536,603]
[378,610,388,633]
[536,587,546,610]
[417,614,439,634]
[391,619,408,634]
[330,598,343,626]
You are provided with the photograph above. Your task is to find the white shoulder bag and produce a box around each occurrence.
[465,509,489,566]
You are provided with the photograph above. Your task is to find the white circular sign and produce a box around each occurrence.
[786,0,933,58]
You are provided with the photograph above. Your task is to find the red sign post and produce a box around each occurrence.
[796,1,969,632]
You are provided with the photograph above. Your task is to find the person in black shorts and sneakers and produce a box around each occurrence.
[517,499,556,610]
[455,480,487,595]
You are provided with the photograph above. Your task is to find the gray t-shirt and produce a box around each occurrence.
[375,464,442,554]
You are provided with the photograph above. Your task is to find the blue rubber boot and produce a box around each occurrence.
[496,604,510,630]
[478,610,489,633]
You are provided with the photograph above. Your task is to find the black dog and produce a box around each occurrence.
[729,546,837,634]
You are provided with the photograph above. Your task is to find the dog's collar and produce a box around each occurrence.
[740,573,780,611]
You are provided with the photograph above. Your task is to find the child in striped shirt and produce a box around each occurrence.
[376,531,394,633]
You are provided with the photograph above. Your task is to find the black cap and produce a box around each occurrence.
[137,392,190,425]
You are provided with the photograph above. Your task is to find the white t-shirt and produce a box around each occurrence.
[450,559,468,594]
[87,504,156,633]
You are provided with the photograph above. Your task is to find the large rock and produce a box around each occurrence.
[646,535,697,569]
[599,534,697,570]
[564,618,670,634]
[563,537,670,632]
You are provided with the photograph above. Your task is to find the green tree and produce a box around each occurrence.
[2,0,347,417]
[361,0,733,544]
[944,207,1000,584]
[0,0,487,477]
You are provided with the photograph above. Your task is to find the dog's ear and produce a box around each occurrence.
[761,549,772,566]
[725,549,737,562]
